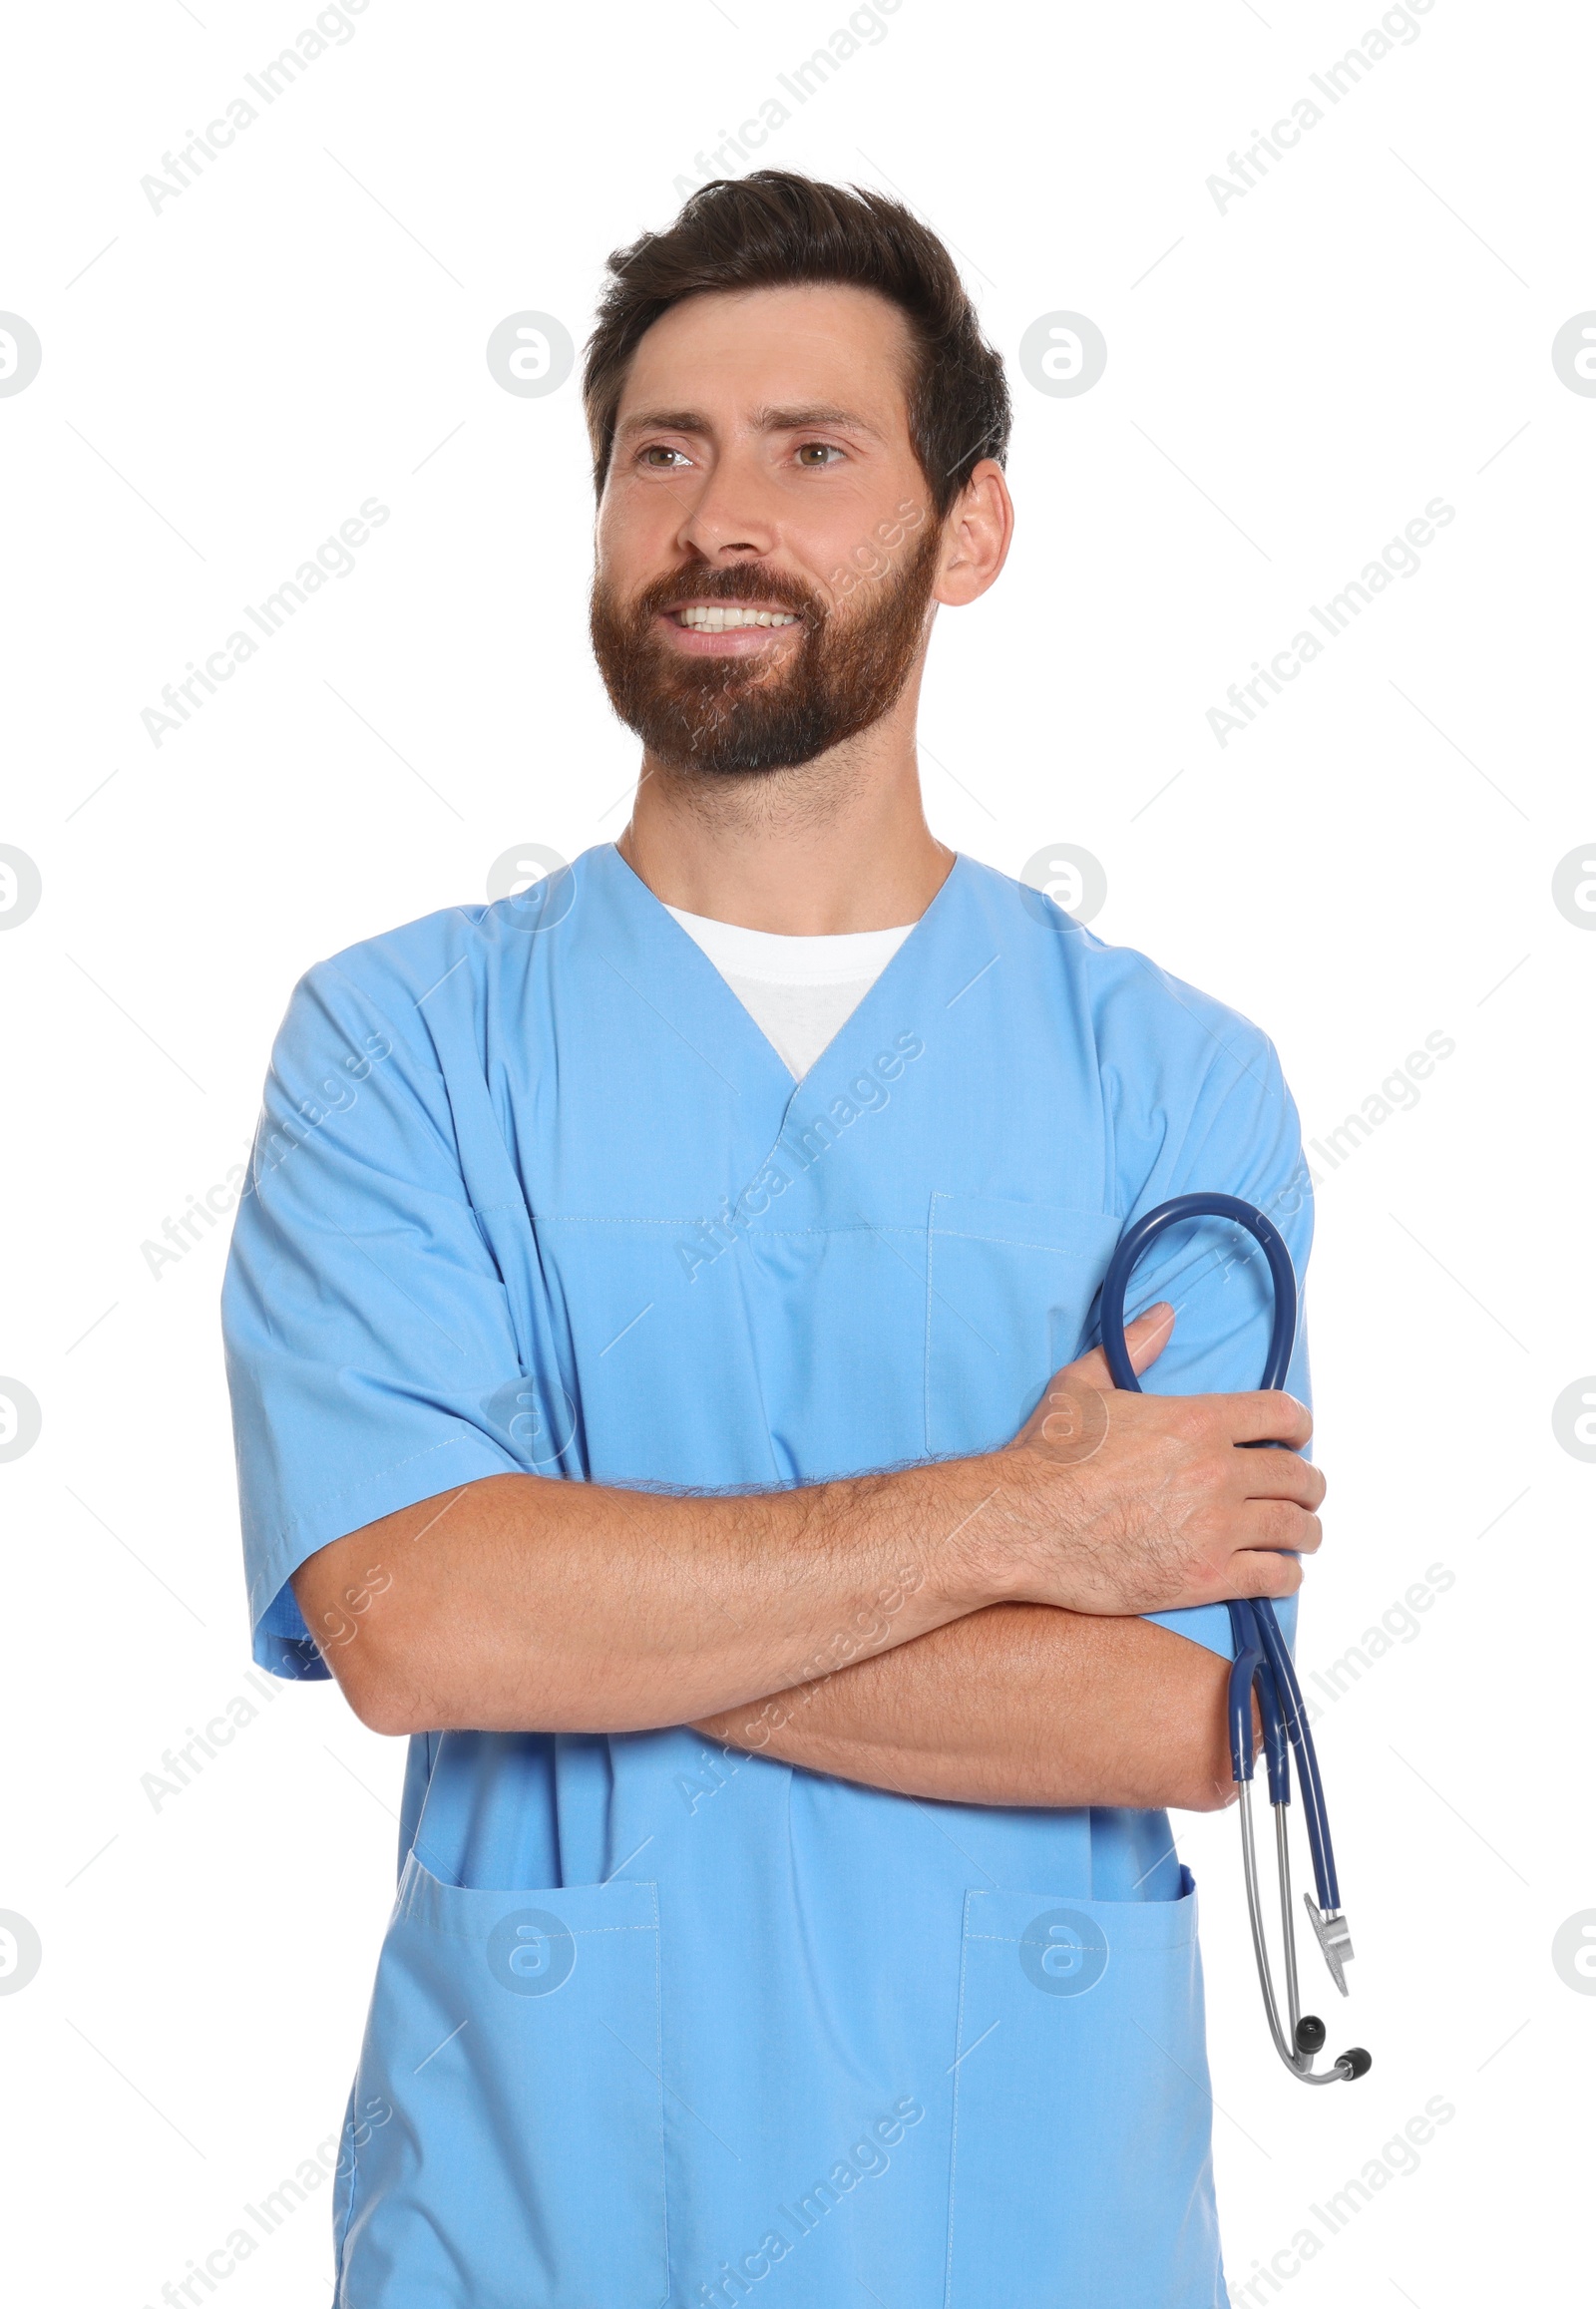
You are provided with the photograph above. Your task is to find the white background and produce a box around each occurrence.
[2,1,1591,2301]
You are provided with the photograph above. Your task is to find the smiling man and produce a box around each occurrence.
[223,173,1323,2308]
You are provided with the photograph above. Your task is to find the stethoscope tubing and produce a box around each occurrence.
[1096,1191,1369,2084]
[1096,1191,1341,1916]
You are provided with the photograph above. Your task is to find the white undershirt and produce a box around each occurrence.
[665,907,916,1080]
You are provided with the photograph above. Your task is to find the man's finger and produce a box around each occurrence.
[1223,1389,1314,1449]
[1225,1549,1304,1600]
[1231,1502,1323,1555]
[1058,1303,1174,1392]
[1235,1455,1326,1510]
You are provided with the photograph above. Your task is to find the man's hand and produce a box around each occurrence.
[970,1301,1325,1618]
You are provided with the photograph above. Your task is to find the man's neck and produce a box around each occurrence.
[616,704,954,935]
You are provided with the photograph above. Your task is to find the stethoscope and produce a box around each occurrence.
[1099,1193,1372,2087]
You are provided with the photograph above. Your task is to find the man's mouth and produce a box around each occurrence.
[670,603,801,631]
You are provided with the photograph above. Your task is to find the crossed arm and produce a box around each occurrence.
[294,1305,1323,1815]
[690,1602,1242,1812]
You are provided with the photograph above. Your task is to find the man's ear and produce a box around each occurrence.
[933,459,1014,608]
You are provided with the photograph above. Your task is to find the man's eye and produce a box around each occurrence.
[795,443,844,467]
[640,445,690,469]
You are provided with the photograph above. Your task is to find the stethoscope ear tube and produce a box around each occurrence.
[1226,1640,1265,1785]
[1252,1589,1340,1913]
[1099,1192,1368,2085]
[1229,1600,1291,1805]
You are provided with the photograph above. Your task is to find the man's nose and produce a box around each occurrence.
[671,448,781,565]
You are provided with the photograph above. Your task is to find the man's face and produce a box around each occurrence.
[591,283,944,775]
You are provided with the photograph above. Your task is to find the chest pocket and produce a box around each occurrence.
[926,1194,1120,1459]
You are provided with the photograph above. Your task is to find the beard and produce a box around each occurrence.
[589,521,942,777]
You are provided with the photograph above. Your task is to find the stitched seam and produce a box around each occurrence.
[928,1229,1106,1254]
[523,1212,927,1238]
[943,1890,978,2309]
[405,1919,660,1939]
[330,2096,361,2302]
[925,1192,943,1456]
[649,1883,670,2308]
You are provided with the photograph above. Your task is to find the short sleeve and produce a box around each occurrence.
[1097,1003,1315,1662]
[221,956,523,1678]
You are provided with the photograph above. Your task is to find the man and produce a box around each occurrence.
[223,172,1323,2308]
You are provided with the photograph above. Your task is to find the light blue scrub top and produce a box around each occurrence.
[222,843,1312,2309]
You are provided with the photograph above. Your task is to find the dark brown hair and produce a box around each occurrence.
[583,170,1009,520]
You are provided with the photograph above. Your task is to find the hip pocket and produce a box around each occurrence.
[337,1855,666,2309]
[945,1869,1224,2308]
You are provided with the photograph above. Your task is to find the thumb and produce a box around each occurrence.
[1060,1303,1175,1391]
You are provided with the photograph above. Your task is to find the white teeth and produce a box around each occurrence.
[677,604,798,631]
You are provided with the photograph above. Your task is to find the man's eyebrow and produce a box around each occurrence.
[613,403,887,442]
[614,408,709,439]
[751,403,885,440]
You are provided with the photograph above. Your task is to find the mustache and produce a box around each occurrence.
[627,561,825,625]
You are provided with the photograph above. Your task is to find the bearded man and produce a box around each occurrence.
[223,171,1322,2308]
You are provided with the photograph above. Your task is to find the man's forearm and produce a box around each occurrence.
[293,1464,1003,1736]
[696,1605,1240,1813]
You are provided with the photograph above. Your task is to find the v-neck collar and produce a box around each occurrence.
[594,841,971,1091]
